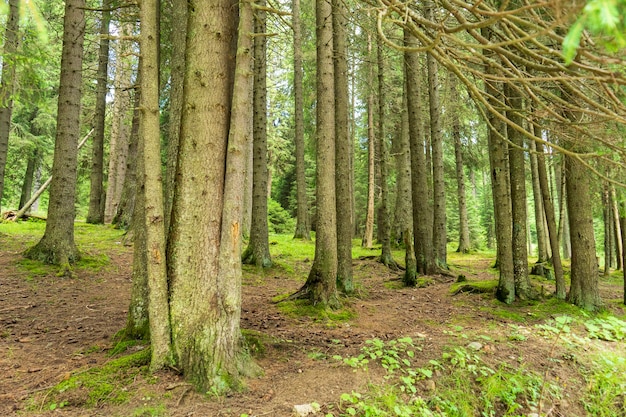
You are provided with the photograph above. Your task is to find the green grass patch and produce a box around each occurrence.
[130,404,168,417]
[30,347,150,410]
[581,351,626,416]
[277,299,355,323]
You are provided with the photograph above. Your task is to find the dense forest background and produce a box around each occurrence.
[1,0,625,398]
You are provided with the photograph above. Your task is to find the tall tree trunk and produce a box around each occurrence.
[404,30,435,275]
[242,0,272,268]
[292,0,310,240]
[565,153,601,310]
[333,0,353,293]
[291,0,339,307]
[450,76,470,254]
[555,160,571,259]
[425,1,447,269]
[112,82,141,230]
[139,0,171,371]
[610,186,623,270]
[376,35,397,269]
[163,0,187,236]
[529,140,550,264]
[24,0,85,272]
[104,31,132,224]
[397,83,416,286]
[86,0,111,224]
[19,149,38,212]
[535,136,566,299]
[505,83,531,300]
[603,184,612,275]
[168,0,251,391]
[621,205,625,305]
[483,30,514,303]
[362,30,375,249]
[0,0,20,213]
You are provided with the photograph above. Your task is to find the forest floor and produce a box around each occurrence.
[1,222,625,417]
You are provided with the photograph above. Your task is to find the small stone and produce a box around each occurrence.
[425,380,436,391]
[293,403,320,416]
[467,341,483,351]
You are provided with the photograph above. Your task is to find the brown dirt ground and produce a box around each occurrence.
[1,231,624,417]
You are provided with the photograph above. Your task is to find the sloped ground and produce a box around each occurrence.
[0,224,624,416]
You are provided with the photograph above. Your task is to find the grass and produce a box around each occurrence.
[276,298,356,323]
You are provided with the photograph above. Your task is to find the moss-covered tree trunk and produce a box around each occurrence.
[25,0,85,271]
[86,0,111,224]
[242,0,272,268]
[168,0,253,391]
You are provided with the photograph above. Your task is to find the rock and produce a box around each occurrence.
[293,403,320,416]
[467,341,483,351]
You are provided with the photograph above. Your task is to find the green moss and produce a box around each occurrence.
[76,252,110,272]
[131,404,167,417]
[33,347,150,409]
[449,279,498,295]
[241,329,270,357]
[16,258,53,279]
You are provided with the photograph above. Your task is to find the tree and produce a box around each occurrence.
[242,0,272,268]
[292,0,310,240]
[362,28,376,250]
[333,0,353,293]
[425,0,447,269]
[139,0,171,371]
[0,0,20,212]
[86,0,111,224]
[290,0,339,307]
[25,0,85,271]
[167,0,256,390]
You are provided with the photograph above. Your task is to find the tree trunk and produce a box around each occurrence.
[535,137,566,299]
[425,1,447,269]
[104,25,132,224]
[404,30,435,275]
[0,0,20,213]
[505,83,531,300]
[565,153,601,311]
[621,208,625,305]
[168,0,250,392]
[19,148,38,213]
[529,140,550,264]
[610,186,622,270]
[24,0,85,272]
[292,0,310,240]
[139,0,171,371]
[163,0,187,236]
[450,76,470,254]
[603,184,612,275]
[376,34,397,269]
[333,0,353,293]
[112,80,141,230]
[555,160,571,259]
[86,0,111,224]
[362,31,375,249]
[242,0,272,268]
[292,0,339,308]
[483,31,514,303]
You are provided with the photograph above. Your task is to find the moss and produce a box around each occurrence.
[33,347,151,409]
[15,258,53,279]
[277,299,356,323]
[450,279,498,295]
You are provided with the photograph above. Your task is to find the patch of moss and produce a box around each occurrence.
[242,329,271,357]
[76,252,110,272]
[131,404,167,417]
[35,347,150,409]
[15,258,53,280]
[449,279,498,295]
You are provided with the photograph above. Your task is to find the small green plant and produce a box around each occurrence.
[581,352,626,416]
[584,316,626,341]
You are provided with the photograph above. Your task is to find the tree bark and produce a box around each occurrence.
[505,83,531,300]
[450,76,470,254]
[242,0,272,268]
[529,140,550,264]
[292,0,310,240]
[292,0,339,307]
[333,0,353,293]
[621,208,625,305]
[139,0,171,371]
[24,0,85,272]
[19,148,37,213]
[603,184,612,275]
[86,0,111,224]
[425,1,447,269]
[362,30,375,249]
[104,26,132,224]
[376,34,397,270]
[168,0,249,391]
[404,30,435,275]
[0,0,20,213]
[610,186,622,270]
[163,0,187,236]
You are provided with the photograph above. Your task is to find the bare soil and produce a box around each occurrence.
[1,230,624,417]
